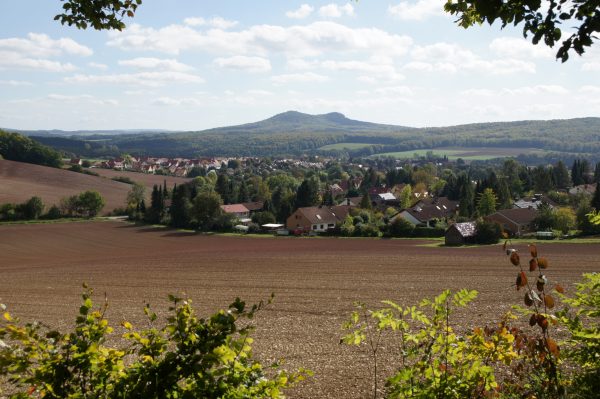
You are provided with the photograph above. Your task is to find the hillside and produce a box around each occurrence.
[0,160,131,215]
[21,112,600,160]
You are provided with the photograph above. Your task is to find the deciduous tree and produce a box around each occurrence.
[444,0,600,61]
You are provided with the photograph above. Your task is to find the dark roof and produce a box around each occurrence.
[448,222,477,237]
[297,206,349,224]
[403,199,458,222]
[241,201,264,211]
[490,208,537,225]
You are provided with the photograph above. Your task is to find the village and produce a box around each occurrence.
[81,154,600,246]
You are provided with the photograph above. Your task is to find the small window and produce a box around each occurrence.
[320,224,324,229]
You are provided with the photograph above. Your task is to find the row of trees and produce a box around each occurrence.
[0,130,62,168]
[0,191,105,222]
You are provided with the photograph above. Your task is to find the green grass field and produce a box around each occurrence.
[371,147,548,161]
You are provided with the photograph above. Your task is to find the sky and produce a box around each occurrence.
[1,0,599,131]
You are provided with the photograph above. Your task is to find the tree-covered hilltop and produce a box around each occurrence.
[0,130,63,168]
[23,113,600,160]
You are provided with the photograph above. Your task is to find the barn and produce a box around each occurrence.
[445,222,477,246]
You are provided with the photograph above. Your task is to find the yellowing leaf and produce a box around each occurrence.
[546,338,559,357]
[544,294,555,309]
[538,257,549,269]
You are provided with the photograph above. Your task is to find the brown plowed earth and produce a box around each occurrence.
[0,160,130,215]
[87,167,191,189]
[1,221,599,398]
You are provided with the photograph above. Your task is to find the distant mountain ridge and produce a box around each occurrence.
[194,111,413,135]
[7,111,600,162]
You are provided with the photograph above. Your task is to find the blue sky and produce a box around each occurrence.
[1,0,599,131]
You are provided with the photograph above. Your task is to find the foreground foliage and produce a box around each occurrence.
[0,288,308,398]
[342,243,600,398]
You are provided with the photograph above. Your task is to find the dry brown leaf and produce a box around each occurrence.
[529,244,538,258]
[516,271,528,290]
[529,258,538,272]
[547,338,560,357]
[510,251,520,266]
[544,294,555,309]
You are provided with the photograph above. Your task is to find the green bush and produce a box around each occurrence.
[557,273,600,398]
[474,220,502,244]
[0,287,309,398]
[387,217,414,237]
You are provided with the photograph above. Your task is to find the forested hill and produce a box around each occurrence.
[21,112,600,160]
[200,111,413,135]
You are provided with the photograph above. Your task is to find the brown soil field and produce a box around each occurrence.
[1,221,599,398]
[0,160,130,215]
[87,167,191,189]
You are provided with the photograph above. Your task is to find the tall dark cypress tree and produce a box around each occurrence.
[594,162,600,184]
[170,184,191,228]
[592,184,600,211]
[457,173,475,217]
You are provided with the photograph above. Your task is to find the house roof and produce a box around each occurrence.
[220,204,250,214]
[448,222,477,237]
[378,192,397,201]
[489,208,537,225]
[296,206,348,224]
[402,198,457,223]
[241,201,264,211]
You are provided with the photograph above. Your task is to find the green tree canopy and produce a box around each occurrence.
[55,0,141,30]
[444,0,600,61]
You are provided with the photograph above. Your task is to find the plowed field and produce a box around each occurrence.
[1,221,599,398]
[0,160,130,215]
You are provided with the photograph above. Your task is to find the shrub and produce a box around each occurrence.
[387,217,414,237]
[474,219,502,244]
[0,287,309,398]
[45,205,62,220]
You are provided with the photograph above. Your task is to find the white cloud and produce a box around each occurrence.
[118,57,194,72]
[153,96,204,106]
[65,71,204,87]
[582,61,600,71]
[0,79,33,86]
[580,85,600,93]
[0,33,92,57]
[286,4,314,19]
[88,62,108,70]
[0,51,77,72]
[388,0,443,21]
[183,17,205,27]
[409,42,536,74]
[213,56,271,73]
[374,86,413,95]
[320,59,404,81]
[107,21,413,58]
[489,37,553,59]
[183,16,238,29]
[271,72,329,84]
[209,17,239,29]
[318,3,355,18]
[502,85,569,95]
[460,88,494,97]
